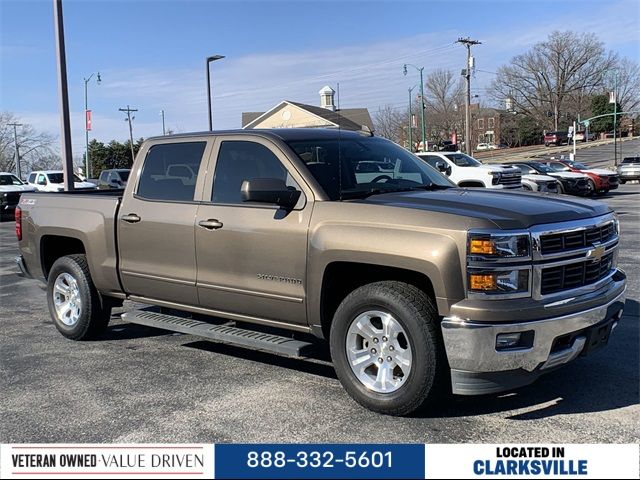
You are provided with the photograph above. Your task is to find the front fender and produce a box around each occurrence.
[307,221,465,330]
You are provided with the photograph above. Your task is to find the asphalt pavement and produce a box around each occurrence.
[0,160,638,444]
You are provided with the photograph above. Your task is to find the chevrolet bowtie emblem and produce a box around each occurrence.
[586,245,606,261]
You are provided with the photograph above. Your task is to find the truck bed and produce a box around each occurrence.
[18,190,124,296]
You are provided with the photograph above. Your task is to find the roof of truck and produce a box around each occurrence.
[146,128,374,142]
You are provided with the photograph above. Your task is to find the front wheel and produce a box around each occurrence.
[586,179,596,195]
[329,281,445,416]
[47,254,111,340]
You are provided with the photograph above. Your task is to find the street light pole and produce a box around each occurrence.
[404,64,426,152]
[8,123,23,179]
[612,72,618,167]
[160,109,166,135]
[84,72,100,178]
[53,0,74,192]
[206,55,225,131]
[408,86,415,151]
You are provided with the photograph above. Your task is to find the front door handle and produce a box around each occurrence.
[198,219,223,230]
[121,213,141,223]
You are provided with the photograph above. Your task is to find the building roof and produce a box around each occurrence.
[242,101,374,131]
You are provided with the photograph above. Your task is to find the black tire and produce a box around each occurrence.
[586,179,596,195]
[620,180,626,184]
[47,254,111,340]
[522,184,532,191]
[329,281,445,416]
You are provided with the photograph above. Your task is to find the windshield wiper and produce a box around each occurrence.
[341,183,450,199]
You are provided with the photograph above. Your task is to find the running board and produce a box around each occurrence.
[121,309,314,358]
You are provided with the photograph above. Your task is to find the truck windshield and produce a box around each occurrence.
[0,174,24,186]
[444,153,482,167]
[285,136,454,200]
[48,173,83,183]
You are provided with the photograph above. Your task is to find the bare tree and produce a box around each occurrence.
[373,104,406,145]
[424,69,464,139]
[490,31,617,130]
[0,112,58,175]
[613,57,640,113]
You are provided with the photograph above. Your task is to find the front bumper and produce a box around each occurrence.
[619,171,640,181]
[441,279,626,395]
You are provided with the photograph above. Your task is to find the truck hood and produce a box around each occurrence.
[473,164,520,174]
[583,168,616,176]
[547,171,588,179]
[359,188,610,230]
[522,174,556,182]
[0,185,35,192]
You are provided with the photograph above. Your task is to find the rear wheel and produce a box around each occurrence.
[329,281,445,416]
[47,254,111,340]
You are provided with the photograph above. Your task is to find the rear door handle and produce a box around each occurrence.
[121,213,141,223]
[198,219,223,230]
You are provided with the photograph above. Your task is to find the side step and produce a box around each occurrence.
[121,309,314,358]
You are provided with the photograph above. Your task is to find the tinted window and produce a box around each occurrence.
[622,157,639,164]
[212,141,295,204]
[420,155,446,169]
[28,173,36,183]
[137,142,206,201]
[514,164,533,174]
[547,162,569,172]
[529,163,555,174]
[0,174,24,186]
[286,136,453,200]
[118,170,130,181]
[99,171,109,182]
[48,173,82,183]
[444,153,481,167]
[37,174,47,185]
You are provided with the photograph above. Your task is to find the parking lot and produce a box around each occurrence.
[1,144,638,444]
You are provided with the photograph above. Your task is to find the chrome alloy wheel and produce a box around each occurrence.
[53,273,82,326]
[345,310,412,393]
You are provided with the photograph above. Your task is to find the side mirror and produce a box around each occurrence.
[241,178,301,210]
[435,161,451,176]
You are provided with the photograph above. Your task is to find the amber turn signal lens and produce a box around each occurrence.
[469,274,496,290]
[470,239,496,255]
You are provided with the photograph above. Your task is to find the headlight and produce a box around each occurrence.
[468,232,530,259]
[613,215,620,235]
[468,269,530,296]
[491,172,501,185]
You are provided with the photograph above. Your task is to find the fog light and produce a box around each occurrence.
[496,333,522,349]
[495,331,534,350]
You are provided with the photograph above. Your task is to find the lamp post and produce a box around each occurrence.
[206,55,225,131]
[408,86,416,151]
[404,64,426,152]
[84,71,101,178]
[610,71,619,166]
[160,109,166,135]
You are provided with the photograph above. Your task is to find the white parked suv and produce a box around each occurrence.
[416,152,522,189]
[0,172,35,218]
[27,170,96,192]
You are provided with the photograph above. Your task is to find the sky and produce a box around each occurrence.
[1,0,639,159]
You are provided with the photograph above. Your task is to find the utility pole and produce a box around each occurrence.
[119,105,138,161]
[611,72,618,167]
[8,123,23,179]
[53,0,74,191]
[457,37,482,156]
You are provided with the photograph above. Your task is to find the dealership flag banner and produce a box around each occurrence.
[1,443,638,479]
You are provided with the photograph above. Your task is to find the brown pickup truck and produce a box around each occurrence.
[15,129,627,415]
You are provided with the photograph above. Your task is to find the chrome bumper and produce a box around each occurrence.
[441,284,626,377]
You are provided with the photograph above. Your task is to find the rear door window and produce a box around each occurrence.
[136,142,207,202]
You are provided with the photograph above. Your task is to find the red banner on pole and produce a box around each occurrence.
[86,110,92,131]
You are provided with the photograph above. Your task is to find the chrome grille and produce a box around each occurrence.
[540,222,616,254]
[541,252,614,295]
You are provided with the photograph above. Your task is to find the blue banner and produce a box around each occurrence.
[214,444,425,479]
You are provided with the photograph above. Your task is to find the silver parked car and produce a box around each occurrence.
[617,156,640,183]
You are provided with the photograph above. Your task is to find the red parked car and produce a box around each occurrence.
[544,131,568,146]
[545,160,619,195]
